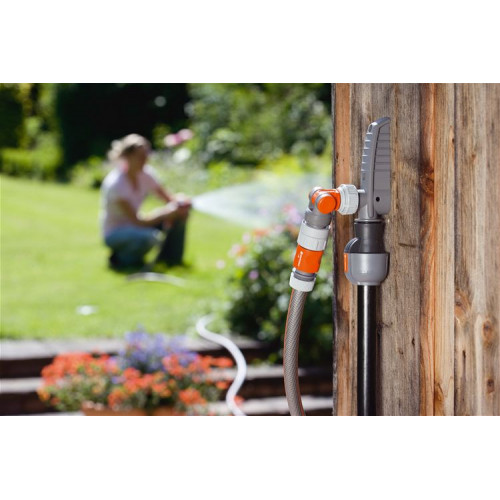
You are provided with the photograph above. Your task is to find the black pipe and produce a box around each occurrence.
[357,285,377,416]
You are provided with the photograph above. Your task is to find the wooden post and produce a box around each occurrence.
[331,83,500,416]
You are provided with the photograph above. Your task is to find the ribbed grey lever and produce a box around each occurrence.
[358,117,391,220]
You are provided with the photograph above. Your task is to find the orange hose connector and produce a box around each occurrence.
[310,189,341,214]
[293,245,323,274]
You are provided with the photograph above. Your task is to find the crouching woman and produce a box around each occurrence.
[100,134,191,269]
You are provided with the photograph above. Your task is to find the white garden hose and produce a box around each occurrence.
[196,315,247,417]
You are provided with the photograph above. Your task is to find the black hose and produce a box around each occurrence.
[357,285,377,416]
[283,290,308,416]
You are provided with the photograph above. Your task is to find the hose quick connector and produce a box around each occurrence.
[289,184,358,292]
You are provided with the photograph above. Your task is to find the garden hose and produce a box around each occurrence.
[284,185,359,416]
[283,289,308,415]
[284,117,391,417]
[196,315,247,416]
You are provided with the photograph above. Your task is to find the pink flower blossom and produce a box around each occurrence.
[249,270,259,280]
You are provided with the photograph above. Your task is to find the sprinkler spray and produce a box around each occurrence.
[284,117,391,416]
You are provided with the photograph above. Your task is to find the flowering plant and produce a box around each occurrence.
[38,333,234,415]
[225,204,333,365]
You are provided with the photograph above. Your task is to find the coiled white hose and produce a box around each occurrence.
[195,315,247,417]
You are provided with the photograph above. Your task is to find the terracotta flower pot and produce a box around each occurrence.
[151,406,185,416]
[81,402,147,416]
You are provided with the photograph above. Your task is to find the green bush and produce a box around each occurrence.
[0,139,62,180]
[0,84,24,148]
[187,83,331,166]
[70,156,110,189]
[225,217,333,365]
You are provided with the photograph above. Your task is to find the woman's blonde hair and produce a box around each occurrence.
[108,134,151,162]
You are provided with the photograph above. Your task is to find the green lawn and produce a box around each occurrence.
[0,175,245,339]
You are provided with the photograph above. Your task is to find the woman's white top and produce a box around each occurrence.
[100,165,160,237]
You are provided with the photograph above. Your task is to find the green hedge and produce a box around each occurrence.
[0,84,24,148]
[0,144,62,180]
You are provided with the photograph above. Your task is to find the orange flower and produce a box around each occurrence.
[108,388,126,409]
[37,388,50,402]
[162,355,187,377]
[210,357,234,368]
[124,380,140,393]
[179,388,206,406]
[123,367,141,380]
[252,228,270,239]
[41,352,93,381]
[215,381,230,390]
[139,374,155,389]
[152,383,171,398]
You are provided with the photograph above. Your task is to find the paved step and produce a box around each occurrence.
[0,365,332,416]
[0,337,276,379]
[212,395,333,416]
[19,396,333,417]
[0,378,60,415]
[28,396,332,417]
[216,364,332,400]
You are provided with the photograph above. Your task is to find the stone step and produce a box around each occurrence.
[215,364,332,399]
[0,337,276,379]
[0,365,332,416]
[12,396,333,417]
[212,395,333,416]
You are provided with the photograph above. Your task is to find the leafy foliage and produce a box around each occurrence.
[0,138,61,180]
[226,217,333,365]
[187,83,331,165]
[1,83,331,180]
[0,84,24,148]
[0,84,63,178]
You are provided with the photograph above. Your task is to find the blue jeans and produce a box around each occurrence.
[105,226,161,267]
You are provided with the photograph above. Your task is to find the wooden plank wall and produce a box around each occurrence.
[331,83,500,416]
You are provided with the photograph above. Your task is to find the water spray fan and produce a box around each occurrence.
[284,117,391,416]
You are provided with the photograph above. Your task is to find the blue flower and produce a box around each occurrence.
[117,330,197,373]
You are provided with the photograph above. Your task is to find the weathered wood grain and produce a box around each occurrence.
[455,83,483,415]
[380,84,421,416]
[455,84,500,415]
[332,83,356,416]
[483,84,500,415]
[419,83,436,415]
[432,84,456,416]
[333,84,421,415]
[332,83,498,415]
[418,84,456,416]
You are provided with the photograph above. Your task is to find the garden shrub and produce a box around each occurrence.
[187,83,331,166]
[0,139,62,180]
[70,156,110,188]
[0,84,24,148]
[225,211,333,365]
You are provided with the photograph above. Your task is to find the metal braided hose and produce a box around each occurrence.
[283,289,308,416]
